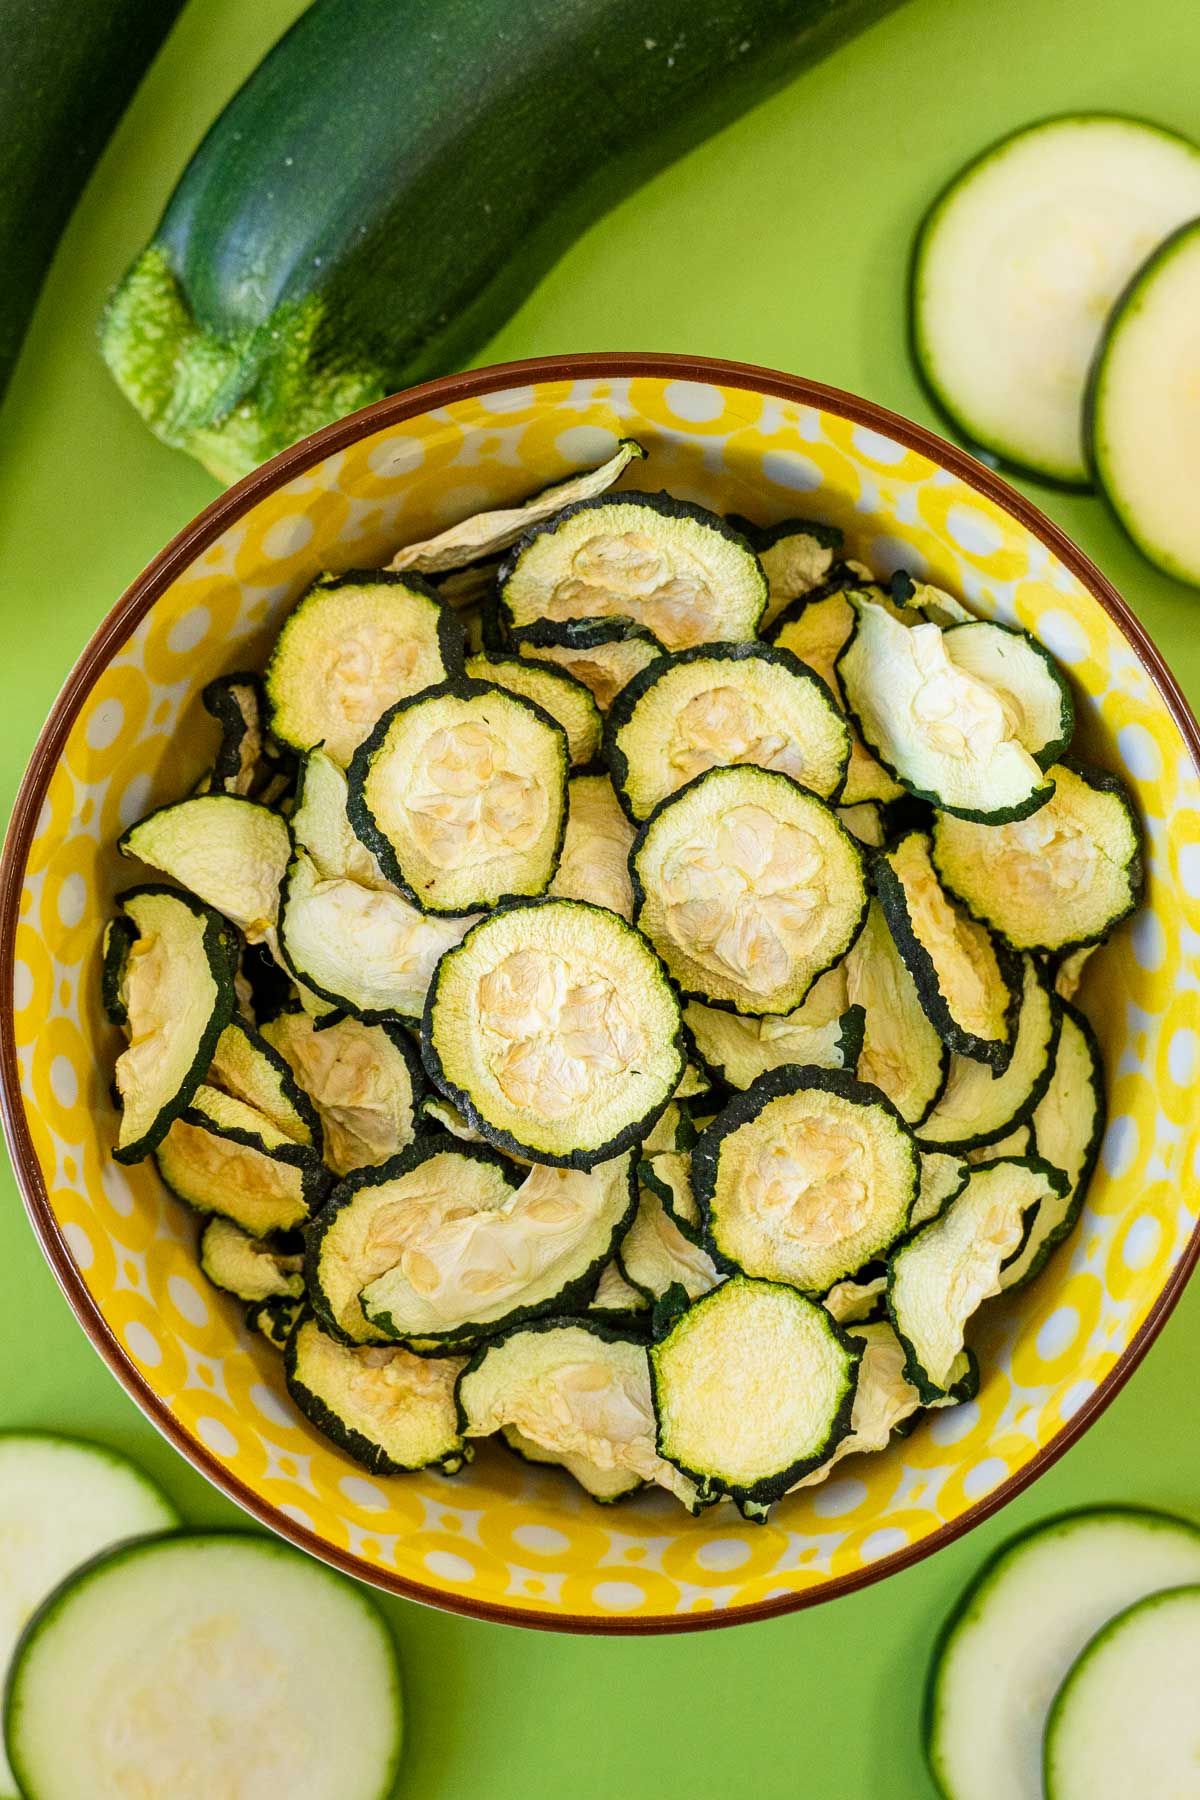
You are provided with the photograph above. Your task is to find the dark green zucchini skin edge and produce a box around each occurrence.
[275,851,421,1027]
[914,958,1063,1154]
[628,764,869,1019]
[171,1100,333,1216]
[678,1003,865,1098]
[303,1133,520,1347]
[920,1502,1200,1796]
[637,1155,704,1248]
[245,1294,304,1349]
[873,831,1023,1072]
[464,650,603,769]
[649,1277,863,1507]
[893,1345,981,1438]
[198,1216,304,1304]
[941,619,1075,771]
[496,489,768,636]
[220,1014,326,1160]
[344,676,570,918]
[931,757,1145,956]
[421,894,686,1168]
[200,672,262,794]
[506,613,671,711]
[265,567,466,753]
[602,640,852,823]
[726,513,843,556]
[762,566,884,662]
[283,1311,470,1476]
[835,601,1058,824]
[101,916,137,1027]
[693,1063,919,1288]
[454,1311,650,1438]
[109,885,240,1164]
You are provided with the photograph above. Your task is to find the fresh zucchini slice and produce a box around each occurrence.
[464,651,602,768]
[931,762,1143,954]
[822,1273,887,1325]
[547,772,636,918]
[305,1137,521,1346]
[682,972,863,1090]
[605,643,850,821]
[941,621,1073,769]
[359,1148,637,1345]
[507,616,667,712]
[423,898,684,1168]
[838,598,1055,822]
[207,1017,319,1149]
[888,1157,1063,1399]
[265,569,464,765]
[347,678,568,916]
[120,794,291,941]
[498,492,767,651]
[198,672,268,797]
[387,439,646,576]
[291,748,393,889]
[631,765,867,1017]
[650,1275,860,1507]
[246,1294,304,1350]
[618,1188,721,1303]
[837,801,886,847]
[109,886,238,1164]
[694,1066,918,1293]
[875,831,1020,1070]
[844,900,949,1126]
[911,1151,970,1226]
[278,849,471,1025]
[787,1320,923,1489]
[916,955,1061,1152]
[499,1423,644,1503]
[732,515,843,627]
[1000,1002,1105,1290]
[287,1315,468,1474]
[198,1215,304,1304]
[456,1317,700,1511]
[261,1010,421,1176]
[968,1121,1031,1164]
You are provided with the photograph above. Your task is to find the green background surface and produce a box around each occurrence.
[1,1,1198,1794]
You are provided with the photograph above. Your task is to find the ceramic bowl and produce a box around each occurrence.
[3,354,1198,1634]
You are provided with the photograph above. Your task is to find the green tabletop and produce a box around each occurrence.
[2,0,1198,1793]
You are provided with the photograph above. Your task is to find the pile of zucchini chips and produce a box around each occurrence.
[103,439,1141,1521]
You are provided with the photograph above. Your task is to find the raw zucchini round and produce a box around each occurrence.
[266,569,464,765]
[941,621,1073,769]
[120,794,291,940]
[287,1315,469,1474]
[605,643,850,821]
[347,678,568,916]
[423,898,684,1168]
[682,969,862,1090]
[464,650,602,768]
[694,1066,918,1292]
[931,762,1143,953]
[630,764,867,1018]
[915,955,1060,1152]
[508,615,667,710]
[547,772,636,918]
[844,900,949,1126]
[498,491,767,650]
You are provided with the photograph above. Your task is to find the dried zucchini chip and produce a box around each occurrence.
[785,1320,923,1489]
[261,1010,421,1176]
[548,772,636,919]
[911,1151,971,1226]
[465,651,602,768]
[940,620,1074,768]
[730,514,843,626]
[499,1423,644,1503]
[618,1189,721,1303]
[157,1086,328,1236]
[246,1294,304,1350]
[967,1122,1031,1163]
[291,750,393,889]
[916,956,1060,1152]
[1051,943,1096,1001]
[120,794,291,941]
[198,1216,304,1304]
[588,1259,651,1325]
[682,966,863,1090]
[844,900,949,1126]
[207,1017,319,1149]
[197,673,269,797]
[508,616,667,710]
[822,1273,888,1325]
[837,802,886,847]
[287,1316,469,1475]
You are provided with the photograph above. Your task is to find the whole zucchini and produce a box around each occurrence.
[101,0,906,482]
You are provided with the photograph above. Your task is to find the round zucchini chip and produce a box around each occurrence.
[265,570,465,765]
[508,616,666,710]
[198,1216,304,1305]
[497,491,767,651]
[618,1188,722,1303]
[650,1275,861,1507]
[844,900,949,1127]
[682,967,863,1091]
[605,643,850,821]
[347,678,568,916]
[694,1066,918,1293]
[464,651,602,768]
[287,1315,469,1475]
[931,761,1143,953]
[630,765,868,1017]
[916,955,1061,1152]
[423,898,684,1167]
[261,1010,421,1177]
[548,772,636,919]
[941,620,1074,769]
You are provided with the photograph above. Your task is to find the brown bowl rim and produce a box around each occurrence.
[2,350,1198,1636]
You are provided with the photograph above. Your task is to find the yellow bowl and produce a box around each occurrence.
[3,355,1199,1634]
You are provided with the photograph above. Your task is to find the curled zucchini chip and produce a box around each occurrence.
[208,1018,319,1150]
[941,620,1074,768]
[1051,943,1096,1001]
[101,915,138,1028]
[905,579,973,627]
[875,831,1021,1070]
[198,1216,304,1304]
[120,795,291,941]
[347,679,568,916]
[500,1423,643,1503]
[261,1011,421,1176]
[198,673,271,798]
[456,1317,700,1510]
[110,887,238,1163]
[548,772,636,919]
[605,644,850,821]
[464,652,602,768]
[682,969,863,1090]
[1001,1002,1105,1289]
[287,1315,469,1475]
[837,598,1055,822]
[423,899,684,1168]
[916,955,1060,1152]
[508,616,666,710]
[912,1151,971,1226]
[291,750,393,889]
[638,1108,704,1244]
[838,801,886,847]
[931,762,1143,953]
[618,1189,722,1303]
[889,1156,1067,1398]
[265,570,464,766]
[631,765,867,1017]
[822,1273,887,1325]
[844,900,949,1126]
[278,849,472,1025]
[787,1320,923,1489]
[731,515,843,626]
[967,1121,1031,1163]
[498,491,767,651]
[651,1275,861,1507]
[694,1066,918,1293]
[157,1086,329,1236]
[386,439,646,576]
[305,1137,520,1345]
[588,1259,650,1325]
[246,1294,304,1350]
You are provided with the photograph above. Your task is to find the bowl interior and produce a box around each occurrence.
[9,368,1200,1629]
